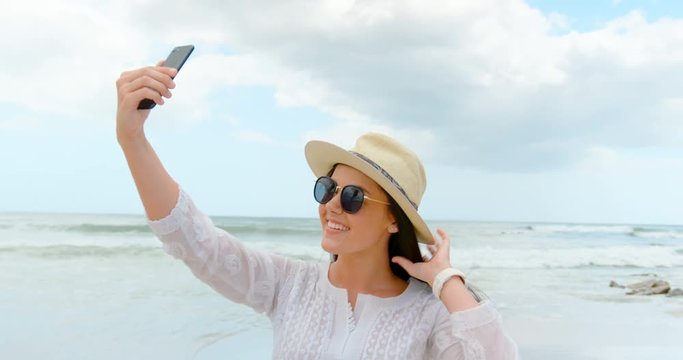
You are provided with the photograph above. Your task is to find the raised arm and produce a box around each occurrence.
[116,65,179,220]
[115,65,306,315]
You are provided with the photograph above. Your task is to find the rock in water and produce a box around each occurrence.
[625,279,670,295]
[667,288,683,297]
[609,280,625,288]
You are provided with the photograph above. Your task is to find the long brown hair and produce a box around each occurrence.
[387,196,424,281]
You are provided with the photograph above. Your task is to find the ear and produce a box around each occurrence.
[388,222,399,233]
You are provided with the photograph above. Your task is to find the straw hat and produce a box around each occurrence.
[305,132,434,244]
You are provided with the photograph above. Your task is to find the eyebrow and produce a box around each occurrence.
[352,183,385,197]
[355,184,373,194]
[332,178,375,195]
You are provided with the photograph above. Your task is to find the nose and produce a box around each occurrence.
[325,186,343,214]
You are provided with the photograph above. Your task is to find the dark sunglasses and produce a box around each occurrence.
[314,176,390,214]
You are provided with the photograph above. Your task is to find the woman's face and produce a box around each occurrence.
[318,164,396,257]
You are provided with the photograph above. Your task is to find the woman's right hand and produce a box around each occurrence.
[115,64,177,144]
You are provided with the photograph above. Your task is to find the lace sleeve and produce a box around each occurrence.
[428,301,519,359]
[148,188,299,315]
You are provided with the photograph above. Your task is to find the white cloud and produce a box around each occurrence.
[303,121,437,160]
[153,0,680,171]
[149,53,281,126]
[3,0,683,172]
[655,97,683,145]
[0,0,153,120]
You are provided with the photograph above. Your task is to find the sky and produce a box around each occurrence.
[1,0,682,225]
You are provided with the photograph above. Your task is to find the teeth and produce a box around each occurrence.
[327,221,349,231]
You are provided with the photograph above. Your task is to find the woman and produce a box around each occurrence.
[116,64,518,359]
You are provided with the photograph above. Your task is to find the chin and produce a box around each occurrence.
[320,237,338,255]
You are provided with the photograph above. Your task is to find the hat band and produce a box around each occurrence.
[350,151,418,210]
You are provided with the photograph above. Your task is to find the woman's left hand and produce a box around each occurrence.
[392,228,452,286]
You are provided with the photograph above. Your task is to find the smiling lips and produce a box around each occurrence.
[327,221,350,231]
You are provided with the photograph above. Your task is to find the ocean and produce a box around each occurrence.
[1,212,682,359]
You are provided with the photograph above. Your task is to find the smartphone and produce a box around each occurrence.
[137,44,195,110]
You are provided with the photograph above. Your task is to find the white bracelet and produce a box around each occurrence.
[432,268,466,299]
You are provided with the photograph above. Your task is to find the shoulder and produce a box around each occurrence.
[277,260,326,296]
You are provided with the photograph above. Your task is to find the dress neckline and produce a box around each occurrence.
[317,262,421,309]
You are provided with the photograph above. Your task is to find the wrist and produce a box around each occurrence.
[117,129,147,148]
[431,268,466,299]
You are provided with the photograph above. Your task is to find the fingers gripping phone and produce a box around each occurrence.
[137,45,195,110]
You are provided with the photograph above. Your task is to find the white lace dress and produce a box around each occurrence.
[149,189,518,359]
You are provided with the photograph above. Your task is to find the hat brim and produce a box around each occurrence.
[305,140,434,245]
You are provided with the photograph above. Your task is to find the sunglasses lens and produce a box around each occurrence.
[340,186,364,214]
[314,177,336,204]
[314,177,366,214]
